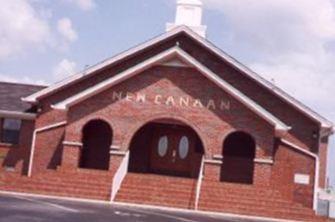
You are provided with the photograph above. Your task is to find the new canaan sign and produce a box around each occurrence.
[112,91,231,111]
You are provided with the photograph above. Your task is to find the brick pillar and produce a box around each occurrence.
[253,158,273,187]
[109,154,124,173]
[60,141,82,172]
[109,144,127,174]
[203,159,221,181]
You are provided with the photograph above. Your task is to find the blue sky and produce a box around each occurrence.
[0,0,334,186]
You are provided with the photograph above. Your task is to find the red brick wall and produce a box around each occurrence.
[30,104,67,175]
[34,33,322,155]
[33,33,323,154]
[272,141,315,207]
[0,120,35,175]
[32,126,65,175]
[65,66,275,159]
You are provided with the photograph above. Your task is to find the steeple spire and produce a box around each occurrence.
[166,0,207,37]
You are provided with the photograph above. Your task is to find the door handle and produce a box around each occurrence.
[172,150,176,162]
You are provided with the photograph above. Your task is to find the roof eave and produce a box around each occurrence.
[22,26,191,103]
[22,26,332,129]
[21,97,38,104]
[0,110,36,120]
[52,46,291,135]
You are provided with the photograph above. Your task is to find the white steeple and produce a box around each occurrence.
[166,0,207,37]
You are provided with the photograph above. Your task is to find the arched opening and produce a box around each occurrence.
[128,119,204,178]
[80,120,112,170]
[221,131,256,184]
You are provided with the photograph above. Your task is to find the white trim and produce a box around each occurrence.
[22,27,189,103]
[254,158,274,165]
[52,47,290,133]
[110,144,121,150]
[0,110,36,120]
[110,150,127,156]
[280,139,319,211]
[204,159,222,165]
[110,151,129,201]
[62,141,83,147]
[0,190,300,222]
[187,33,333,129]
[195,155,205,210]
[22,26,333,129]
[27,121,67,177]
[212,154,223,160]
[159,58,191,67]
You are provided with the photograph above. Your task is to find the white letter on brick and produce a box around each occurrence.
[113,91,123,101]
[220,100,231,110]
[166,96,176,106]
[136,93,146,103]
[193,99,204,108]
[206,99,216,110]
[179,97,190,107]
[154,95,162,105]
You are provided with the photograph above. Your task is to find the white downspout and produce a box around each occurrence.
[110,151,130,202]
[195,155,205,210]
[280,139,319,211]
[27,121,67,177]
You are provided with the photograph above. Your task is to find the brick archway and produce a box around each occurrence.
[221,131,256,184]
[128,118,205,178]
[80,119,113,170]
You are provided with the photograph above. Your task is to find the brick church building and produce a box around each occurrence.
[0,0,333,221]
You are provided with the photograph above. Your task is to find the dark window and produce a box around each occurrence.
[1,119,21,144]
[221,131,256,184]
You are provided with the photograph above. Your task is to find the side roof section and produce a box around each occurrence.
[0,81,46,113]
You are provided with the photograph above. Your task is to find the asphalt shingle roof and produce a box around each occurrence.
[0,81,46,113]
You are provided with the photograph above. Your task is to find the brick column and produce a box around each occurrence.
[109,144,126,173]
[253,158,273,187]
[60,141,83,172]
[203,159,222,181]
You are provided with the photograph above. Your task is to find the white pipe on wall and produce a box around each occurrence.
[280,139,319,211]
[27,121,67,177]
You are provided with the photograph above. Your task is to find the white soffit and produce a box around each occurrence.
[52,46,290,133]
[23,26,333,129]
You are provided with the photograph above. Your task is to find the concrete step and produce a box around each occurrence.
[115,173,197,209]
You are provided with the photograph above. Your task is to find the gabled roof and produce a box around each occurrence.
[52,46,290,134]
[23,26,333,129]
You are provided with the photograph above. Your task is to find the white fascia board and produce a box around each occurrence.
[181,28,334,129]
[52,47,179,110]
[52,46,290,133]
[0,110,36,120]
[22,27,188,104]
[22,26,333,129]
[175,49,290,132]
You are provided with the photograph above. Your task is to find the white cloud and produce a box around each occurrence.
[0,0,51,60]
[53,59,77,81]
[57,18,78,42]
[0,74,47,85]
[63,0,96,11]
[0,0,80,60]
